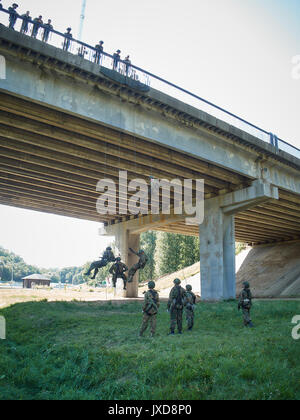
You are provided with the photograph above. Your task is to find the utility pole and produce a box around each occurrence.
[78,0,87,41]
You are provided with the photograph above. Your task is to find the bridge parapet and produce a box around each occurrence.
[0,6,299,160]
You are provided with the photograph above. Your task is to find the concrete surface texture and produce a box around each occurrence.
[236,242,300,297]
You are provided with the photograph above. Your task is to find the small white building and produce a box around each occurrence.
[22,274,51,289]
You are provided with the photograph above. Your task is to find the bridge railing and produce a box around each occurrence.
[0,7,299,160]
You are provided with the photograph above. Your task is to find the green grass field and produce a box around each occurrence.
[0,300,299,400]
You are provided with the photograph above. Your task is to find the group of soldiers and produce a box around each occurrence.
[140,279,254,337]
[85,246,148,290]
[140,278,197,338]
[3,2,72,50]
[2,3,132,69]
[87,246,254,336]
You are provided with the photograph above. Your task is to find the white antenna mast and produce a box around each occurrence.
[78,0,87,41]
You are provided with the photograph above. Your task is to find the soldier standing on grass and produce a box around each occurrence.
[139,281,160,338]
[109,257,128,290]
[238,281,254,328]
[167,278,186,335]
[184,284,196,331]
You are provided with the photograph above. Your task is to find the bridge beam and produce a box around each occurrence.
[200,180,279,300]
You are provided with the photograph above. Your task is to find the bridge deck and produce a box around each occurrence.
[0,26,299,246]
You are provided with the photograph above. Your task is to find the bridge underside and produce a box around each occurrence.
[0,92,299,246]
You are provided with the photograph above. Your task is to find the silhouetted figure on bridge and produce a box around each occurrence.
[42,19,53,43]
[63,27,73,51]
[20,11,31,34]
[123,55,131,76]
[8,3,19,30]
[113,49,121,71]
[94,41,104,65]
[31,16,43,39]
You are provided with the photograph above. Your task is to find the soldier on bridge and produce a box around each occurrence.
[31,15,43,39]
[113,49,121,71]
[42,19,53,43]
[8,3,19,30]
[20,11,32,34]
[94,41,104,65]
[63,27,73,51]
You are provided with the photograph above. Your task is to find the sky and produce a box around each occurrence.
[0,0,299,268]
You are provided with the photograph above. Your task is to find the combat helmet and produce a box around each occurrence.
[116,257,121,262]
[173,278,181,285]
[186,284,192,291]
[148,281,155,289]
[243,281,250,289]
[106,246,112,251]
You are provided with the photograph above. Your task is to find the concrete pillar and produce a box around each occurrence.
[199,197,236,301]
[199,180,279,300]
[114,223,140,298]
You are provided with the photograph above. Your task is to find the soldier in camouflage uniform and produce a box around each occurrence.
[127,248,148,283]
[20,11,32,34]
[85,247,116,280]
[8,3,19,30]
[238,281,254,328]
[168,278,186,335]
[184,284,196,331]
[139,281,160,337]
[109,257,128,290]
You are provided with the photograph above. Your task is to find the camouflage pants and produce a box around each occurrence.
[140,313,157,336]
[186,308,194,329]
[242,308,251,325]
[86,259,107,277]
[112,273,127,289]
[170,308,183,333]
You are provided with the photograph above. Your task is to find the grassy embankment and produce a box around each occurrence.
[0,299,299,400]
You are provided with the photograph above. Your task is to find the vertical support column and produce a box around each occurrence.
[127,233,140,298]
[114,224,140,298]
[199,197,236,300]
[223,215,236,299]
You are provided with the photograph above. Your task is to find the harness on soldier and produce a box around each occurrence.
[145,290,158,315]
[242,290,251,308]
[185,292,194,311]
[172,285,183,309]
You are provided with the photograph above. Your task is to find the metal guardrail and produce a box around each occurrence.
[1,7,299,160]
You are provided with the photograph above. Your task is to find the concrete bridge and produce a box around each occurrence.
[0,25,299,300]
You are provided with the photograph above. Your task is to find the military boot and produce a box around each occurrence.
[248,322,254,328]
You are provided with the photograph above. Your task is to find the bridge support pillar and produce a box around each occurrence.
[200,200,235,301]
[199,180,279,301]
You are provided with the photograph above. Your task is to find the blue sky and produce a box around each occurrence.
[0,0,299,268]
